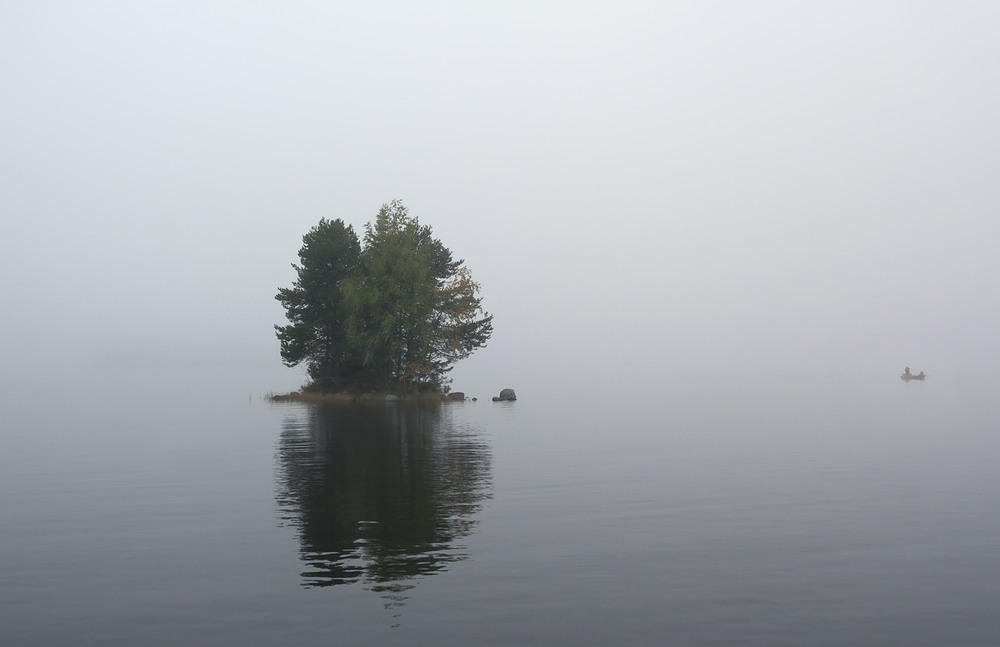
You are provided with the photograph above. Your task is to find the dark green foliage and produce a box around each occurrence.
[275,201,493,392]
[275,218,363,390]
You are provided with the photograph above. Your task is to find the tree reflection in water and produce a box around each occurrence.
[275,402,492,605]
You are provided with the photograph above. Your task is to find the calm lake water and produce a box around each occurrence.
[2,370,999,646]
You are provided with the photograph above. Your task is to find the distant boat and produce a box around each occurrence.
[900,370,925,381]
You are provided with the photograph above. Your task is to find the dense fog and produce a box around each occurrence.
[3,2,999,398]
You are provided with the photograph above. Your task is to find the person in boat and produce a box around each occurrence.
[904,366,911,376]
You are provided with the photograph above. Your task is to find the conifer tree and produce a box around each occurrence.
[274,218,362,390]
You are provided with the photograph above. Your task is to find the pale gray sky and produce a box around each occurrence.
[3,1,999,396]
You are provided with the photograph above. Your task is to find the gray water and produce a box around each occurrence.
[2,370,999,646]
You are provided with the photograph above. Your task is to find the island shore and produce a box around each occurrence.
[269,390,450,404]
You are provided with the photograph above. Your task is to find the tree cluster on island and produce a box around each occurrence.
[275,200,493,395]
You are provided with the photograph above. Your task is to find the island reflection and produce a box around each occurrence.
[275,402,492,594]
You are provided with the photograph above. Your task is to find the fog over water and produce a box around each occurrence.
[3,2,999,395]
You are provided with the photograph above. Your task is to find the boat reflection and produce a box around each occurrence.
[274,402,492,599]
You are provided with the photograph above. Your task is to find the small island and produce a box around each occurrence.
[271,200,493,402]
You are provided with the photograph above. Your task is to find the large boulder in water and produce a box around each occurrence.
[448,392,465,401]
[492,388,516,402]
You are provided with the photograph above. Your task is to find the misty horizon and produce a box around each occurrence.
[3,3,999,396]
